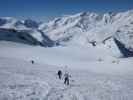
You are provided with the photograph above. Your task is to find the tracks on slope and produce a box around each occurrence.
[44,84,85,100]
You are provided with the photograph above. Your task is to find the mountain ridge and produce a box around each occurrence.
[0,10,133,57]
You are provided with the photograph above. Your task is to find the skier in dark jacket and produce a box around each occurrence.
[57,70,62,79]
[31,60,34,64]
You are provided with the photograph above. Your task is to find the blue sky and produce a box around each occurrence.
[0,0,133,21]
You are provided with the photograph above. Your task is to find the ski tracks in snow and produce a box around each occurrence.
[44,84,85,100]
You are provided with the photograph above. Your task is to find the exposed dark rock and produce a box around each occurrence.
[114,38,133,57]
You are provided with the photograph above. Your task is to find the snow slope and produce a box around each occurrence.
[0,42,133,100]
[0,41,133,74]
[0,41,119,69]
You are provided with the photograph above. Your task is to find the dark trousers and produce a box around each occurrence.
[64,77,69,85]
[58,74,62,79]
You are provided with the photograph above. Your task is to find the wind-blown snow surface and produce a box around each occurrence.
[0,41,133,100]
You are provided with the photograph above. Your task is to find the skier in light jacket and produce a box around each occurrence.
[64,72,71,85]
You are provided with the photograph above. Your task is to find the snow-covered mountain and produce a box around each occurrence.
[39,12,115,43]
[39,10,133,46]
[0,10,133,56]
[0,17,27,30]
[0,17,54,47]
[39,10,133,57]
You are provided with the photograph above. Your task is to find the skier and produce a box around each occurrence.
[64,72,71,85]
[31,60,34,64]
[57,70,62,79]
